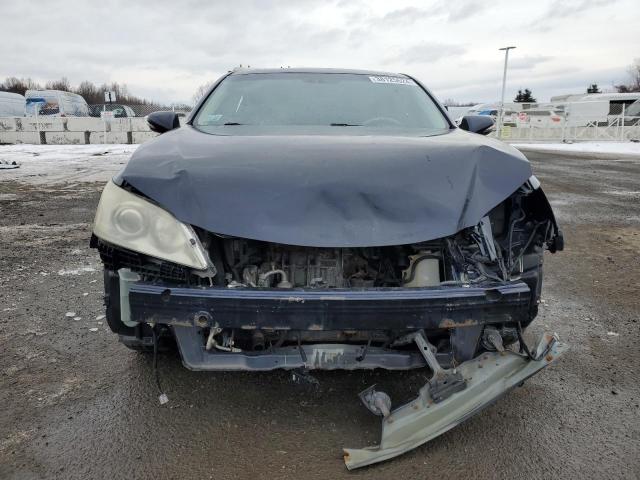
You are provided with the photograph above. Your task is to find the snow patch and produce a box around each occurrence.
[57,266,96,276]
[513,141,640,157]
[0,144,138,185]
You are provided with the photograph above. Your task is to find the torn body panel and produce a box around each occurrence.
[344,333,568,470]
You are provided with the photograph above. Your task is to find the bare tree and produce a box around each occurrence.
[192,81,214,106]
[75,80,101,103]
[443,98,477,107]
[0,77,42,95]
[45,77,71,91]
[616,58,640,93]
[1,76,170,109]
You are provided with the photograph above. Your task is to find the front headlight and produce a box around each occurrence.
[93,181,210,270]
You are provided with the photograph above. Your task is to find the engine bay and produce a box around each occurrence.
[200,182,559,290]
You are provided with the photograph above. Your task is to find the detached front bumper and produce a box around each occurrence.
[344,333,568,469]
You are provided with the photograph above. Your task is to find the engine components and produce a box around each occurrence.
[401,253,441,287]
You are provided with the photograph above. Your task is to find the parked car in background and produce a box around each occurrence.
[444,105,472,120]
[89,104,137,118]
[464,106,517,128]
[25,90,89,117]
[518,108,564,127]
[0,91,26,116]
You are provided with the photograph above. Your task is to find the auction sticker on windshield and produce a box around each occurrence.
[368,76,417,86]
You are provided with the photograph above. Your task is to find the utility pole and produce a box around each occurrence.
[496,46,516,139]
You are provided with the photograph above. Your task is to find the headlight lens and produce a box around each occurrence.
[93,181,210,270]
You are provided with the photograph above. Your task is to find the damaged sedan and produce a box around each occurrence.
[90,68,566,469]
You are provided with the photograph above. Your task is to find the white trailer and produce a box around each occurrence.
[551,93,640,126]
[25,90,89,117]
[0,91,26,117]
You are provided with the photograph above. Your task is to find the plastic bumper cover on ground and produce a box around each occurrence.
[343,333,568,470]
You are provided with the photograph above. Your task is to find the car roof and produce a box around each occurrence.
[229,67,409,77]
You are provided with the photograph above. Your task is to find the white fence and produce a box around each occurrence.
[494,101,640,142]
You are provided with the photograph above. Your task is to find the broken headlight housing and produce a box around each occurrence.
[93,181,210,270]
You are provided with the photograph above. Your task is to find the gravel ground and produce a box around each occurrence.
[0,147,638,479]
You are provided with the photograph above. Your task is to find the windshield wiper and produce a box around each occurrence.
[330,123,362,127]
[223,122,244,126]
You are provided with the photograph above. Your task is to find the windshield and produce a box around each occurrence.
[193,73,450,135]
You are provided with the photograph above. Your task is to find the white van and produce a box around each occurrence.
[25,90,89,117]
[0,91,26,116]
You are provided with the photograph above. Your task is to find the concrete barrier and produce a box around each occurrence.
[0,115,165,144]
[89,131,130,144]
[66,117,104,132]
[0,117,17,131]
[20,117,67,132]
[132,131,158,143]
[46,131,88,145]
[130,117,151,131]
[109,118,132,132]
[0,131,41,144]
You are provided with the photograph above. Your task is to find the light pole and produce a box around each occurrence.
[496,46,516,139]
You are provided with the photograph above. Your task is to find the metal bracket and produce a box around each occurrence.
[411,330,467,403]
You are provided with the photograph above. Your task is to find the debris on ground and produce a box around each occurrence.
[0,159,20,169]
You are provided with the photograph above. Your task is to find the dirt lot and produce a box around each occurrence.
[1,146,639,479]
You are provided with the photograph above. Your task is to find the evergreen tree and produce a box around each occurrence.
[587,84,601,94]
[514,88,536,102]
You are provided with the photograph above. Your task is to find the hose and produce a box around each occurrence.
[403,254,440,285]
[516,321,555,362]
[151,326,168,404]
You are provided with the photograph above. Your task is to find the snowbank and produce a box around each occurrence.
[0,144,138,184]
[512,142,640,159]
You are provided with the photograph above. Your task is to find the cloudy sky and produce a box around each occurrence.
[1,0,638,105]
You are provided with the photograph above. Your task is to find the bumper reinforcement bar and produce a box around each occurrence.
[343,332,568,470]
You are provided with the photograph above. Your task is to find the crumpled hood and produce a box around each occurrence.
[117,127,532,247]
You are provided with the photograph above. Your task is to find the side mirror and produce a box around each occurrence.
[147,111,180,134]
[459,115,494,135]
